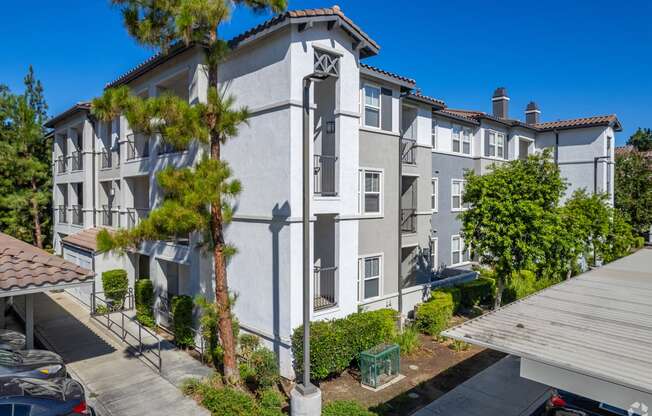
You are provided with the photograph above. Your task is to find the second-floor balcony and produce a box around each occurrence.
[101,205,120,227]
[56,156,67,174]
[401,139,416,164]
[70,151,83,171]
[57,205,67,224]
[71,205,83,226]
[126,134,150,161]
[101,150,113,169]
[127,207,149,229]
[401,208,416,234]
[314,266,337,311]
[314,154,338,196]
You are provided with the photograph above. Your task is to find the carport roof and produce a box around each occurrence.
[0,233,94,294]
[443,248,652,406]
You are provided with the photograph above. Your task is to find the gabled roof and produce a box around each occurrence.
[433,109,480,125]
[62,228,106,253]
[405,92,446,109]
[0,233,94,292]
[443,108,528,129]
[44,102,91,129]
[534,114,622,132]
[360,63,416,87]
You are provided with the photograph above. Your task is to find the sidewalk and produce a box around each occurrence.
[33,291,210,416]
[412,355,551,416]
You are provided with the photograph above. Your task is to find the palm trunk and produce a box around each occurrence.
[207,33,239,384]
[30,178,43,249]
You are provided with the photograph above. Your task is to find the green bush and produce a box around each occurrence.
[239,333,261,360]
[258,388,284,416]
[291,309,397,381]
[200,387,258,416]
[502,270,537,305]
[393,324,420,356]
[635,236,645,248]
[247,348,279,389]
[459,277,496,307]
[432,287,461,313]
[171,295,194,348]
[323,400,376,416]
[415,294,454,336]
[101,269,128,308]
[135,279,155,328]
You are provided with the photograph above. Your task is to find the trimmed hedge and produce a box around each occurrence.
[635,236,645,248]
[134,279,155,327]
[101,269,128,308]
[171,295,194,348]
[323,400,377,416]
[459,277,496,307]
[291,309,397,381]
[415,293,454,336]
[435,287,461,313]
[201,387,258,416]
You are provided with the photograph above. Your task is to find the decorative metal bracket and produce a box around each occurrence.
[314,49,340,78]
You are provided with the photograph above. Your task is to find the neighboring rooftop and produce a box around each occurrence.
[406,91,446,108]
[43,102,91,128]
[62,228,106,253]
[534,114,622,132]
[360,63,416,87]
[0,233,94,292]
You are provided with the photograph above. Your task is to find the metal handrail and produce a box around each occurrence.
[57,205,67,224]
[155,295,206,363]
[401,138,416,164]
[71,205,83,226]
[56,156,67,174]
[100,150,112,169]
[401,208,416,233]
[314,154,338,196]
[313,266,337,311]
[101,205,119,227]
[126,133,150,160]
[71,150,83,171]
[127,207,149,229]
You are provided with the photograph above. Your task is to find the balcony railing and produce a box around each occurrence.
[314,154,338,196]
[314,266,337,311]
[126,134,150,160]
[57,205,67,224]
[127,207,149,229]
[56,156,67,174]
[71,205,83,226]
[70,150,83,171]
[101,205,120,227]
[101,150,112,169]
[401,208,416,234]
[401,139,416,164]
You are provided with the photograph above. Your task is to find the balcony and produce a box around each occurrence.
[127,207,149,229]
[57,205,67,224]
[401,139,416,164]
[101,205,119,227]
[101,150,112,169]
[126,133,150,160]
[401,208,416,234]
[70,151,83,171]
[71,205,83,226]
[314,154,338,196]
[56,156,67,174]
[314,266,337,311]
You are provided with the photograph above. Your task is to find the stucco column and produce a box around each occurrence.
[25,294,34,349]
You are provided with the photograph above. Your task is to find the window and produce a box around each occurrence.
[497,133,505,158]
[430,238,438,271]
[359,169,382,214]
[363,85,380,128]
[431,178,438,212]
[451,235,470,265]
[451,179,468,211]
[359,255,382,301]
[452,124,461,153]
[431,118,438,149]
[462,127,472,155]
[487,131,506,158]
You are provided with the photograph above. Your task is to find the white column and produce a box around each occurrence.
[25,294,34,349]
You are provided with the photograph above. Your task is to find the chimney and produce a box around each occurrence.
[525,101,541,125]
[492,87,509,119]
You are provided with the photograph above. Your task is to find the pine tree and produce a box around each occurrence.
[0,66,51,248]
[94,0,286,384]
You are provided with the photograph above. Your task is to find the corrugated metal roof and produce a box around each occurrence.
[442,248,652,397]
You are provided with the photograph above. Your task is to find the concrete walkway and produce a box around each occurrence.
[413,356,551,416]
[33,291,210,416]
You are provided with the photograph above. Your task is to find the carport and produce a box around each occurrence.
[443,248,652,411]
[0,232,94,348]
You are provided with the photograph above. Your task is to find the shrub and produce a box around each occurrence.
[459,277,496,307]
[101,269,128,308]
[247,348,280,390]
[171,295,194,348]
[258,388,284,416]
[239,334,261,360]
[291,309,397,381]
[635,236,645,248]
[323,400,376,416]
[450,339,470,352]
[135,279,155,327]
[180,378,205,397]
[414,295,453,336]
[432,287,461,313]
[393,324,420,356]
[200,387,258,416]
[502,270,537,305]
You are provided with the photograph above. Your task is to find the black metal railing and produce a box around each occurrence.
[71,150,83,171]
[127,207,149,229]
[401,139,416,164]
[126,133,150,160]
[71,205,83,226]
[57,205,67,224]
[314,266,337,311]
[155,294,206,363]
[101,150,112,169]
[101,205,119,227]
[56,156,67,174]
[401,208,416,233]
[314,154,338,196]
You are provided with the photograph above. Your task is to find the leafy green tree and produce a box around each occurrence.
[0,66,51,248]
[460,151,566,308]
[627,127,652,151]
[600,209,636,262]
[615,151,652,235]
[95,0,286,383]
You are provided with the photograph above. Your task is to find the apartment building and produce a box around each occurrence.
[46,6,621,378]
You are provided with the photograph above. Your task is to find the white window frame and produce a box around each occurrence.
[430,237,438,271]
[431,177,438,212]
[451,179,467,212]
[363,84,381,128]
[462,127,472,155]
[431,118,438,149]
[487,130,505,159]
[358,168,383,215]
[450,235,470,266]
[452,124,462,153]
[358,254,383,302]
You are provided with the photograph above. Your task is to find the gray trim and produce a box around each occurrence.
[381,88,393,131]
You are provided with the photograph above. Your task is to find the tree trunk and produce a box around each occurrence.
[30,179,43,249]
[494,276,504,310]
[207,33,239,384]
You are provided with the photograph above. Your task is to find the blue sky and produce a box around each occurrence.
[2,0,650,144]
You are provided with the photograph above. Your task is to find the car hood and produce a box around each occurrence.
[16,350,64,366]
[0,330,25,351]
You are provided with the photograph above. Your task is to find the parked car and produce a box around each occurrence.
[0,349,66,381]
[545,389,639,416]
[0,330,26,352]
[0,377,92,415]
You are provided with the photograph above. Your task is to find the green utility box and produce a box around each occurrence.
[360,343,400,389]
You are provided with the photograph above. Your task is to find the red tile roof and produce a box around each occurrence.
[0,233,94,292]
[62,228,105,252]
[406,92,445,108]
[534,115,622,131]
[360,63,415,86]
[434,109,480,125]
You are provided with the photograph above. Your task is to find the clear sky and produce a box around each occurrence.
[2,0,650,144]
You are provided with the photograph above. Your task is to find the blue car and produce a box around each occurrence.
[0,377,92,415]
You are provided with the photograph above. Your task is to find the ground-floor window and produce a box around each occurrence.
[358,254,382,301]
[430,237,438,271]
